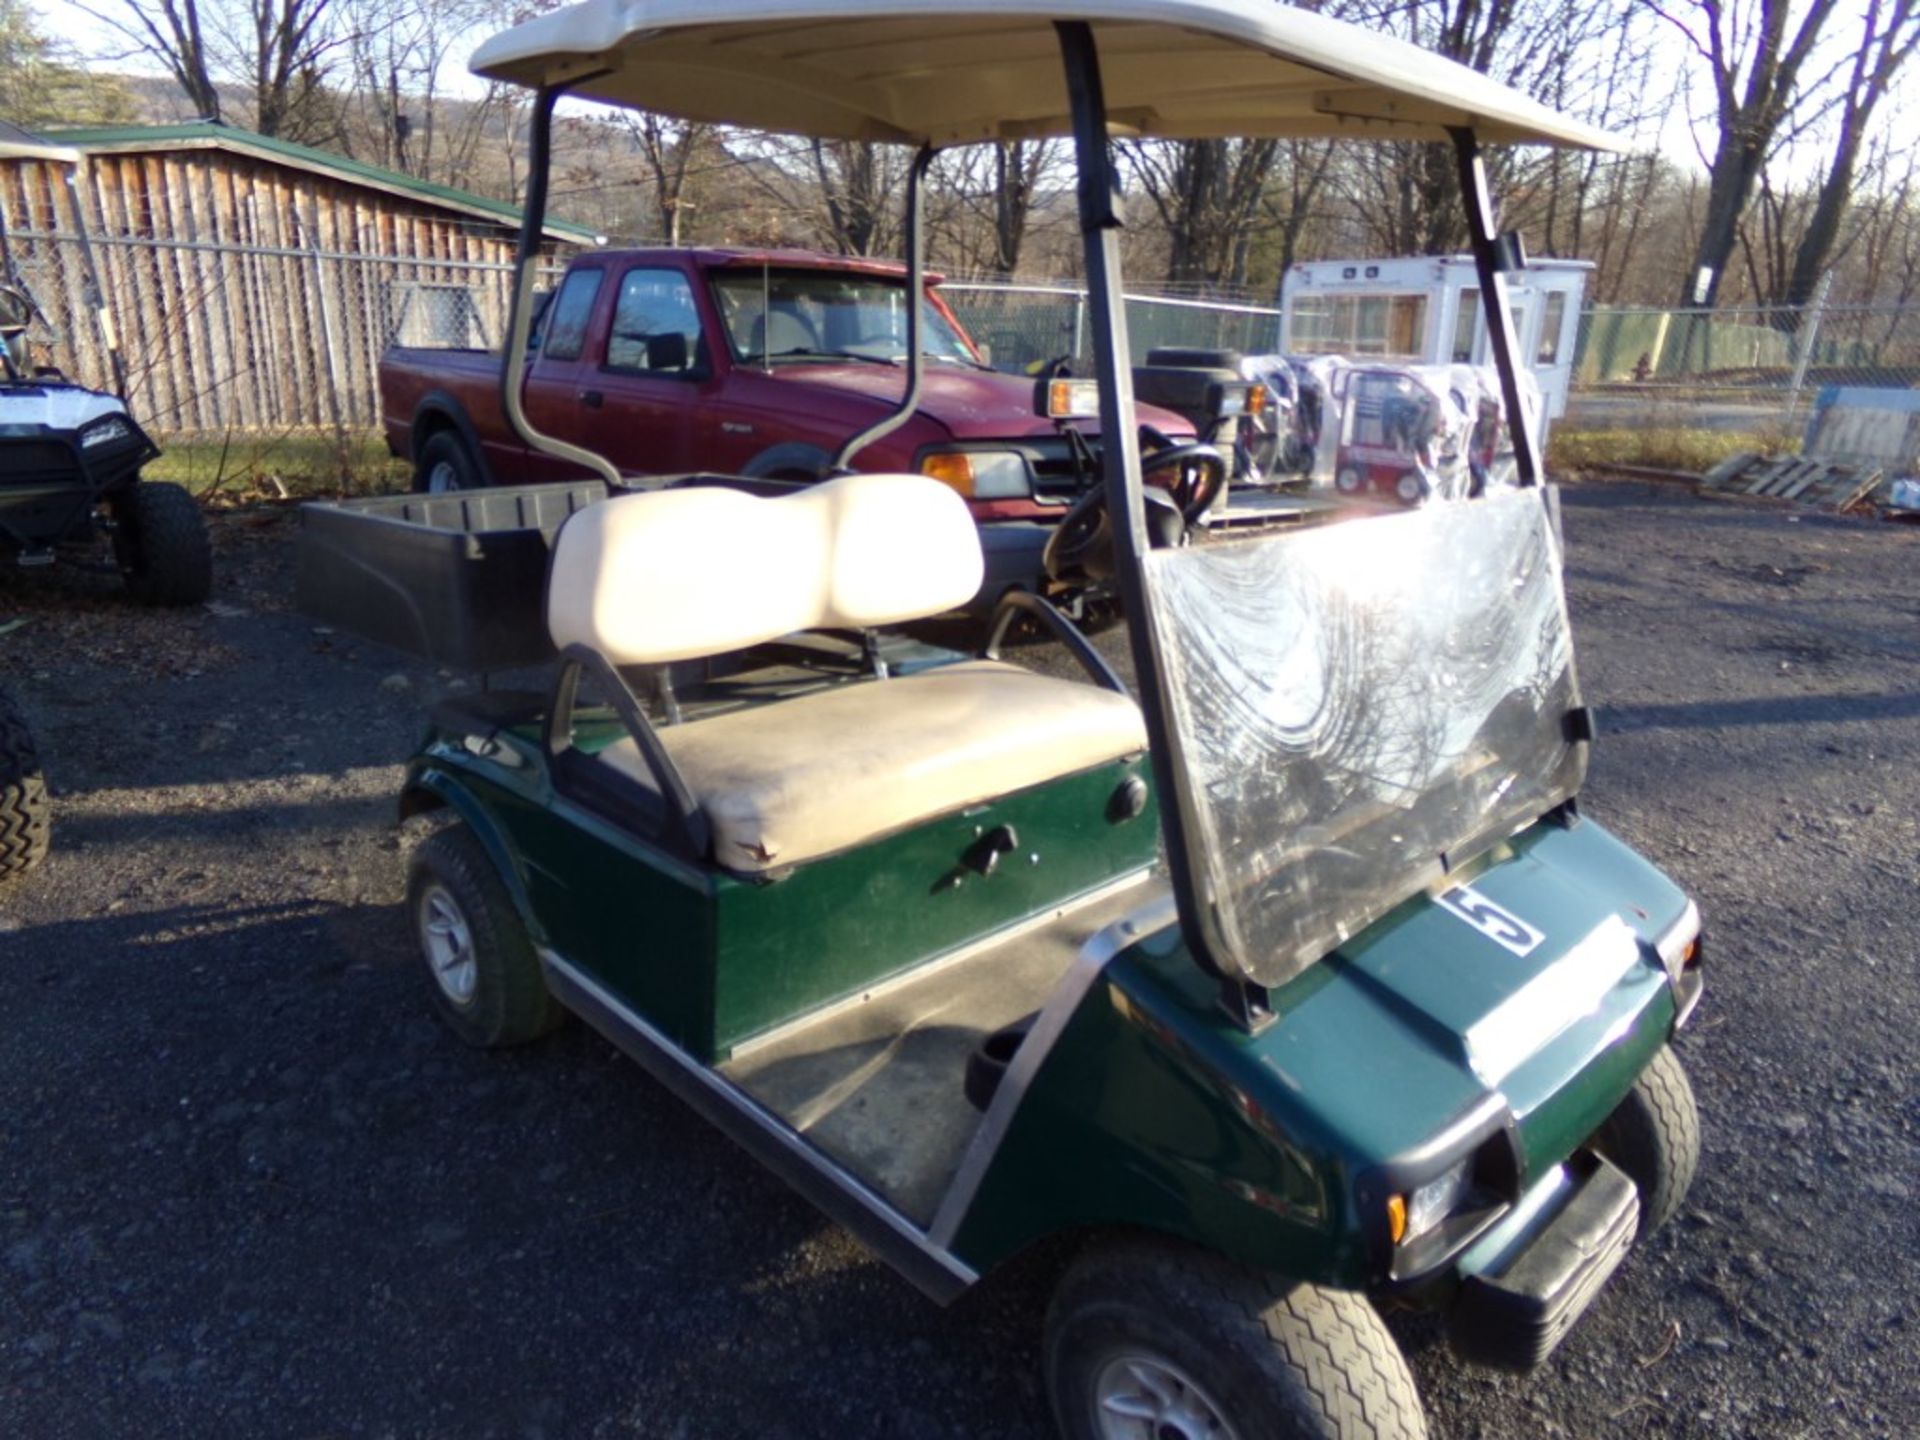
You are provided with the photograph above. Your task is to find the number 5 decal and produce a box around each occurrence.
[1436,884,1545,958]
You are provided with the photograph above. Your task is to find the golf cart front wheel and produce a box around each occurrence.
[112,481,212,605]
[1045,1238,1426,1440]
[0,693,50,880]
[407,824,565,1048]
[1590,1044,1700,1236]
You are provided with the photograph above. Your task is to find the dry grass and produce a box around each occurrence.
[1548,425,1793,476]
[146,429,409,502]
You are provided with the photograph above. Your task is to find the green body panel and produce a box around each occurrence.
[948,818,1691,1286]
[405,723,1158,1061]
[710,755,1157,1051]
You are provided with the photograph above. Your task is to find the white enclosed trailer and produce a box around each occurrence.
[1280,254,1590,432]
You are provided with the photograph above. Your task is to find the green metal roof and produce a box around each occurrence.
[42,121,600,244]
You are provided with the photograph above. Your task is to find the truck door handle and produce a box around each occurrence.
[579,389,604,409]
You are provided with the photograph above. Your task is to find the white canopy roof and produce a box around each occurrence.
[469,0,1624,151]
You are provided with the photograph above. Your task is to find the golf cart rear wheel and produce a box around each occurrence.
[407,824,565,1048]
[1045,1237,1427,1440]
[0,693,50,880]
[1590,1044,1700,1236]
[1334,467,1364,495]
[112,481,212,605]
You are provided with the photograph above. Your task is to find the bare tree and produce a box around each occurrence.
[1781,0,1920,307]
[1128,139,1280,288]
[1642,0,1840,306]
[80,0,343,139]
[619,112,718,246]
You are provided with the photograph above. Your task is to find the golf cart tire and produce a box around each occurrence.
[416,431,480,494]
[1590,1044,1699,1236]
[0,694,49,880]
[1335,467,1364,495]
[1044,1237,1427,1440]
[114,482,212,606]
[407,823,566,1048]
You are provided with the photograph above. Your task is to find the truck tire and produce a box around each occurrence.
[113,481,213,606]
[407,824,565,1048]
[1045,1237,1427,1440]
[415,430,479,494]
[0,692,49,880]
[1590,1044,1699,1236]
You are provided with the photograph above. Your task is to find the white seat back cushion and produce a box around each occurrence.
[547,474,983,665]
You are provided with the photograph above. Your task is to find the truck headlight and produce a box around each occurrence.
[80,416,133,449]
[918,449,1030,500]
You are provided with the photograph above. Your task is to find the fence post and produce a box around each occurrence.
[1071,291,1086,361]
[1786,271,1833,420]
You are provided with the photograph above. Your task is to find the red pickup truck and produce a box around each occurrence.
[378,247,1190,609]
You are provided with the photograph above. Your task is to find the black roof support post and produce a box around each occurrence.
[1055,19,1269,1031]
[835,143,936,473]
[1450,127,1542,488]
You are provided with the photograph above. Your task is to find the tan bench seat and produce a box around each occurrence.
[599,660,1146,873]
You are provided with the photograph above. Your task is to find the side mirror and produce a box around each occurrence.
[646,331,690,371]
[0,285,31,336]
[1494,231,1529,273]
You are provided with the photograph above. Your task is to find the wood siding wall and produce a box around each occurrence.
[0,146,555,432]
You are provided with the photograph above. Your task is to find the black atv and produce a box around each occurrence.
[0,284,211,605]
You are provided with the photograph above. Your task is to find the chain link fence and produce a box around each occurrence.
[2,229,562,435]
[5,224,1913,463]
[1567,303,1920,440]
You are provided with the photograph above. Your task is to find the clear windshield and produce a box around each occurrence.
[710,268,976,365]
[1143,486,1587,990]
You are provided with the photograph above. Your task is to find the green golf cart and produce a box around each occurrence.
[302,4,1704,1436]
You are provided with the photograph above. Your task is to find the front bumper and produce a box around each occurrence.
[1447,1153,1639,1372]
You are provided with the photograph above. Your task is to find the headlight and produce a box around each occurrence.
[80,416,133,448]
[1388,1159,1473,1245]
[918,449,1030,500]
[1654,899,1701,988]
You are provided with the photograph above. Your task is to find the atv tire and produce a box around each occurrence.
[0,692,50,880]
[113,481,213,606]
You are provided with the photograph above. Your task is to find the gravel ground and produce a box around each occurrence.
[0,480,1915,1439]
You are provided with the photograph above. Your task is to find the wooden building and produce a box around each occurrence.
[0,120,596,432]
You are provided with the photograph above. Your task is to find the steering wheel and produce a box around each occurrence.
[1042,435,1227,584]
[1137,431,1229,523]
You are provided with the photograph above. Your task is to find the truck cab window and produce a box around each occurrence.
[541,269,603,361]
[608,268,706,375]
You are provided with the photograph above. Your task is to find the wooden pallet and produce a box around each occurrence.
[1698,452,1885,511]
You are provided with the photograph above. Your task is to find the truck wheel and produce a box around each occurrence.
[415,431,478,494]
[407,824,565,1048]
[113,482,213,606]
[1045,1238,1426,1440]
[1335,467,1364,495]
[0,693,50,880]
[1590,1044,1699,1236]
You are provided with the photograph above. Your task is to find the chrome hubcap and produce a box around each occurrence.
[426,460,459,494]
[419,885,477,1006]
[1091,1354,1238,1440]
